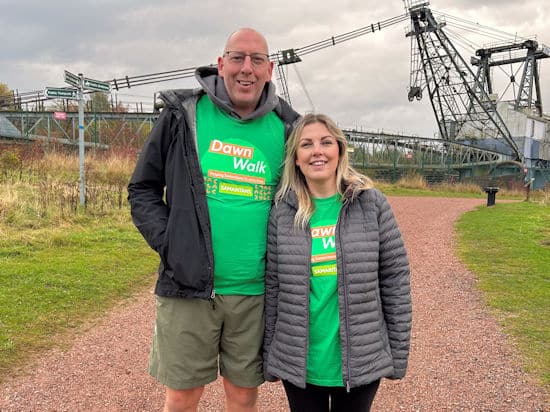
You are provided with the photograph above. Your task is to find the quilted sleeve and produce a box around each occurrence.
[376,190,412,379]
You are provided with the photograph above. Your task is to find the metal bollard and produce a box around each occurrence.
[483,186,499,207]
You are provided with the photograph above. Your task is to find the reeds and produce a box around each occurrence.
[383,171,537,199]
[1,146,546,228]
[0,146,136,226]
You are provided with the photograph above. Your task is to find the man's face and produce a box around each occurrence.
[218,29,274,117]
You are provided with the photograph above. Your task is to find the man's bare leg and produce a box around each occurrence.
[164,386,205,412]
[223,378,258,412]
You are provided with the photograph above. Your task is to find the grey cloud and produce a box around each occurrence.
[1,0,548,137]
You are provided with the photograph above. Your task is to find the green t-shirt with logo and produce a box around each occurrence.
[196,95,284,295]
[307,194,344,386]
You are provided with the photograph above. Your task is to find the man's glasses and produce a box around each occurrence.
[224,51,270,67]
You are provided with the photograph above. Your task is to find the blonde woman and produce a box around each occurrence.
[263,113,412,411]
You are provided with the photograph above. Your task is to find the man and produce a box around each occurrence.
[128,28,299,411]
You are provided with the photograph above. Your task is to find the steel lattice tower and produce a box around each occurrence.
[405,2,521,160]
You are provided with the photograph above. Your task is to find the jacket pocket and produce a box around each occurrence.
[162,206,211,291]
[374,288,393,360]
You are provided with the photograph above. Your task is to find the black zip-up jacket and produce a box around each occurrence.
[128,67,299,298]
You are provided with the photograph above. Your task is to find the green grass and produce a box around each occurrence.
[456,201,550,388]
[0,212,157,381]
[376,181,526,200]
[379,185,486,198]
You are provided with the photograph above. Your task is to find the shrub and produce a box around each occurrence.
[0,150,22,182]
[395,172,428,189]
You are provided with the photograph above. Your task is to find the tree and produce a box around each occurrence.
[89,92,111,112]
[0,82,15,110]
[52,99,78,112]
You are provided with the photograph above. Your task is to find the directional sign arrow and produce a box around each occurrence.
[83,77,110,92]
[45,87,79,99]
[64,70,81,88]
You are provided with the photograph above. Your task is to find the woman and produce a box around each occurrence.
[263,113,412,411]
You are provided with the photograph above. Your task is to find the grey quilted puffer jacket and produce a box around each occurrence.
[263,187,412,390]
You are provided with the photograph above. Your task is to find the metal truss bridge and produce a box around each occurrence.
[345,128,520,184]
[0,110,156,150]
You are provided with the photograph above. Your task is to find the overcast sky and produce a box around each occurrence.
[1,0,549,137]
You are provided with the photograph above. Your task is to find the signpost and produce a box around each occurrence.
[83,77,110,92]
[44,70,112,207]
[44,87,78,99]
[64,70,80,88]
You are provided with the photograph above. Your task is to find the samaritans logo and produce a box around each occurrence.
[219,182,253,197]
[312,264,337,277]
[311,224,337,276]
[203,138,274,200]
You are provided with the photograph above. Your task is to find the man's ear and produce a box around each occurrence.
[217,56,225,78]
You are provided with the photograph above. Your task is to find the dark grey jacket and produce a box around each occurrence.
[264,187,412,390]
[127,66,299,298]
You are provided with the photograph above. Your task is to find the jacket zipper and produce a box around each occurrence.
[303,227,312,389]
[336,205,352,392]
[180,102,215,299]
[209,288,216,309]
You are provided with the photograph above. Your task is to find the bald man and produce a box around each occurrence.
[128,28,300,411]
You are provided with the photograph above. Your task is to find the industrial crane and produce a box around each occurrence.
[404,1,549,163]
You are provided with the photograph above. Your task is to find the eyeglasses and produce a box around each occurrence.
[224,51,270,67]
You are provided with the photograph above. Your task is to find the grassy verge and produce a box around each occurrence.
[0,212,157,381]
[0,147,157,382]
[376,174,527,200]
[456,201,550,388]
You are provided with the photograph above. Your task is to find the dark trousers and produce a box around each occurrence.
[282,379,380,412]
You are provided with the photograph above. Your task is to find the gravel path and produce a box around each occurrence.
[1,197,547,411]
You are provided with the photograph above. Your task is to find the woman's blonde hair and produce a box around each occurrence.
[275,113,374,229]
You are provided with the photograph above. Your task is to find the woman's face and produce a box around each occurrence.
[295,122,340,193]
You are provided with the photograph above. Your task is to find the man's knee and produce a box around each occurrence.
[164,386,204,412]
[223,378,258,410]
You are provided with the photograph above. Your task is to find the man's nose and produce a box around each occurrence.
[240,56,254,72]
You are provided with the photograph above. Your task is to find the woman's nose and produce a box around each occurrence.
[312,143,322,154]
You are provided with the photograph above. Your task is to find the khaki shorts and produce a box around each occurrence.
[148,294,264,390]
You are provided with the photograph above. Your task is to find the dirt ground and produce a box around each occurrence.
[1,197,547,411]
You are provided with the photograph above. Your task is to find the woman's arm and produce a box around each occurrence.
[263,207,280,381]
[376,190,412,379]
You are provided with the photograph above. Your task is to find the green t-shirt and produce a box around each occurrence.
[307,194,344,386]
[196,95,284,295]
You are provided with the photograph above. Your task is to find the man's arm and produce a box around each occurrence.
[127,108,174,252]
